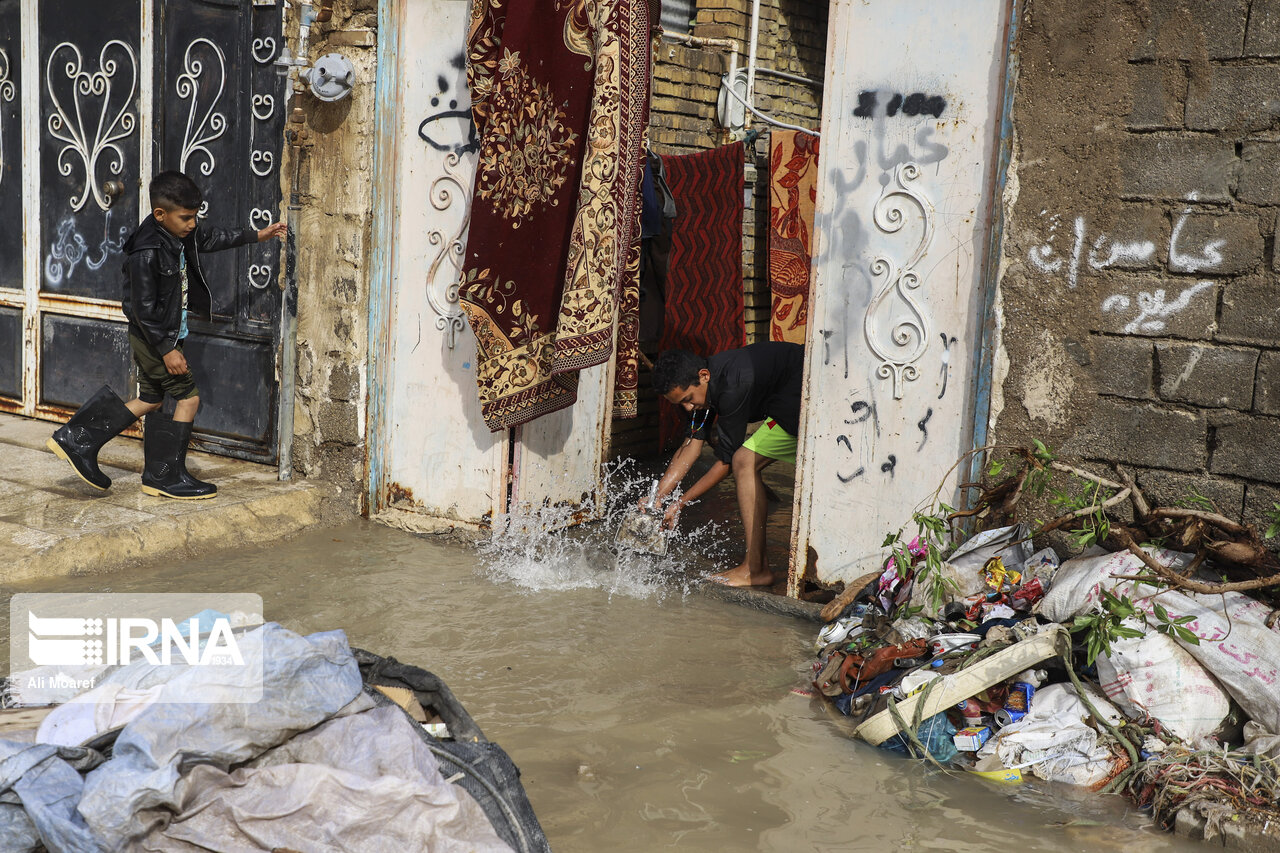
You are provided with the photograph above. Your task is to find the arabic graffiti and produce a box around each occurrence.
[44,212,128,287]
[1027,195,1226,290]
[1100,281,1215,335]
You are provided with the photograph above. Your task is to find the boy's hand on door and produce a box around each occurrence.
[257,221,288,242]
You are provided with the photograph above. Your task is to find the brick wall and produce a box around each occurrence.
[612,0,828,459]
[994,0,1280,536]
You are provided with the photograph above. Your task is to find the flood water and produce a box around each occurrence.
[2,520,1205,852]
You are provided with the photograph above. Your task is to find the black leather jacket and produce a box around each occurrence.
[120,216,258,355]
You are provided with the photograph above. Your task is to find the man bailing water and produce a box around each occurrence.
[646,342,804,588]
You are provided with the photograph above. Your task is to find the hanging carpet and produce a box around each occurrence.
[460,0,652,432]
[768,129,819,345]
[657,142,746,453]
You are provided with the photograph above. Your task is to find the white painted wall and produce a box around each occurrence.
[512,360,613,517]
[792,0,1010,584]
[380,0,614,529]
[382,0,505,529]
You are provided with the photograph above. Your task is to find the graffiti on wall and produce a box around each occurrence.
[1027,194,1226,334]
[417,53,478,156]
[853,90,947,119]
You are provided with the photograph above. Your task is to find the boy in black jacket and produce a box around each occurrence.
[47,171,286,499]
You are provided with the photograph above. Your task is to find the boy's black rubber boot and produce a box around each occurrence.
[46,385,137,491]
[141,415,217,500]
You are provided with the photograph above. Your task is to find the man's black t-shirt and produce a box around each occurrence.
[689,342,805,465]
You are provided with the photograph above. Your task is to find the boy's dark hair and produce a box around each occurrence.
[651,349,707,395]
[150,171,203,212]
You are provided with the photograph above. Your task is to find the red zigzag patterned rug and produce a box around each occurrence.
[658,142,746,453]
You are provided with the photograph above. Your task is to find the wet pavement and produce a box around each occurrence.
[0,413,341,582]
[0,520,1203,852]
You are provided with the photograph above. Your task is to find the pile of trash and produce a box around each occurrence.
[0,622,549,853]
[812,524,1280,836]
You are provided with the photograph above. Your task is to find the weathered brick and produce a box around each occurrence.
[1243,483,1280,541]
[1155,342,1258,409]
[1167,212,1262,275]
[1064,399,1206,471]
[1134,0,1248,60]
[1212,416,1280,480]
[1186,66,1280,131]
[1255,352,1280,415]
[1127,63,1187,130]
[1218,277,1280,345]
[1238,142,1280,204]
[1092,336,1154,399]
[1090,205,1169,272]
[1094,275,1218,339]
[1132,467,1246,518]
[1119,136,1234,202]
[1245,0,1280,56]
[317,400,361,446]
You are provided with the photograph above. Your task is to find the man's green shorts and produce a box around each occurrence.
[130,332,199,403]
[741,419,797,464]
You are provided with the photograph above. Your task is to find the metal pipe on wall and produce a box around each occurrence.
[277,132,303,481]
[745,0,761,128]
[663,30,739,82]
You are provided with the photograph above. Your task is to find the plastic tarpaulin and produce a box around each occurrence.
[0,624,513,852]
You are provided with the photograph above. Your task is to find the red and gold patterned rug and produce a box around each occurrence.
[768,129,820,345]
[657,142,746,453]
[460,0,652,432]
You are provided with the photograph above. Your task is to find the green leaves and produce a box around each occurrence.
[1265,502,1280,540]
[1071,589,1203,666]
[1152,600,1201,646]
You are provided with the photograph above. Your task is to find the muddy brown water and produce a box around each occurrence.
[1,521,1204,852]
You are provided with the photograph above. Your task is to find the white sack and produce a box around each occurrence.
[1095,625,1229,742]
[1040,548,1280,734]
[992,683,1123,788]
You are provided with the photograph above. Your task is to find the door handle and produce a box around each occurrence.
[102,180,126,206]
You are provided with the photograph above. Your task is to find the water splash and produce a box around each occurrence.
[474,459,730,599]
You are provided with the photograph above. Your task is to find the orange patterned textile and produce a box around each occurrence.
[768,130,820,345]
[461,0,651,431]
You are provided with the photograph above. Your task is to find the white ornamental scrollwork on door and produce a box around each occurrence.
[176,38,227,177]
[863,162,935,400]
[45,40,138,212]
[427,151,475,349]
[0,49,13,189]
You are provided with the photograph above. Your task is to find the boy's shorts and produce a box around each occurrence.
[741,419,797,464]
[130,332,199,403]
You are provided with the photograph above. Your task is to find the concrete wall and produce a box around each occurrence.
[613,0,828,458]
[278,0,378,508]
[994,0,1280,534]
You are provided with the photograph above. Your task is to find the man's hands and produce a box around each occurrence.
[256,221,288,242]
[162,349,189,376]
[660,499,683,531]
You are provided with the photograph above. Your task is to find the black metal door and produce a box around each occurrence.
[0,0,22,401]
[36,0,141,410]
[0,0,285,463]
[155,0,286,459]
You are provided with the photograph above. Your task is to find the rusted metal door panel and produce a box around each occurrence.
[0,307,20,399]
[182,332,274,444]
[791,0,1011,588]
[39,314,131,408]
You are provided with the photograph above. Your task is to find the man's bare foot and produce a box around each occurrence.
[707,563,778,588]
